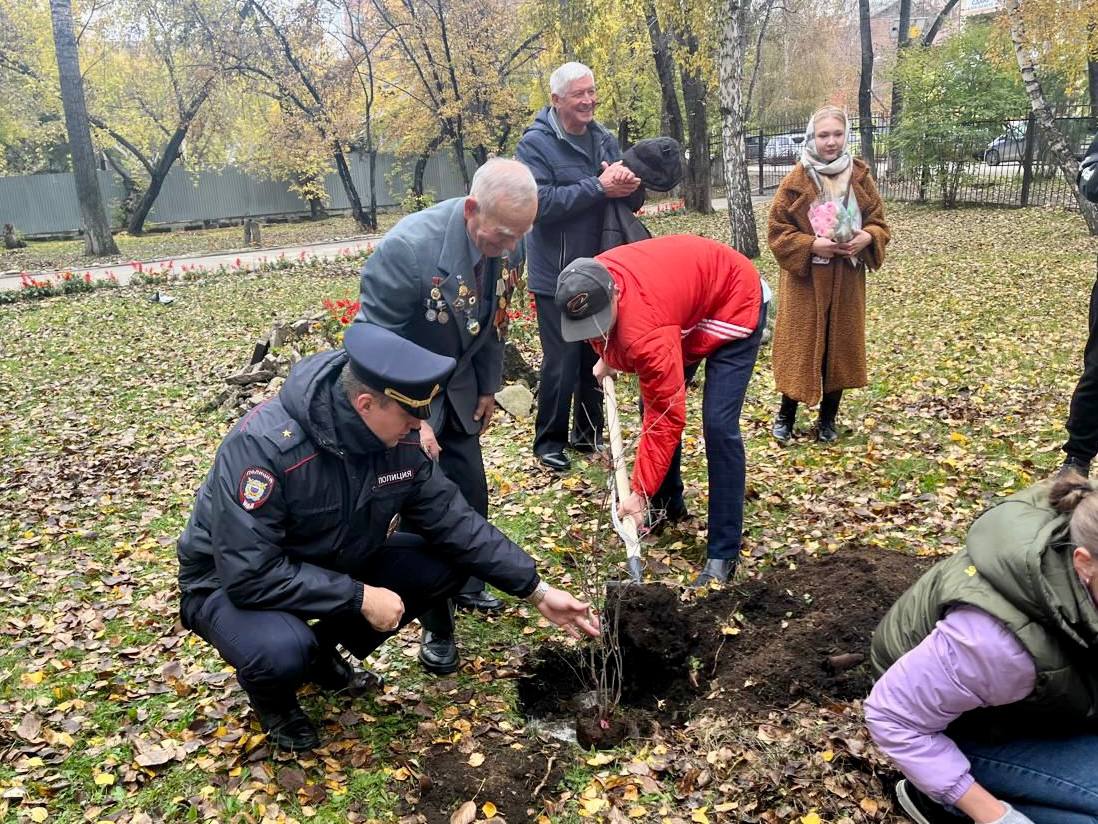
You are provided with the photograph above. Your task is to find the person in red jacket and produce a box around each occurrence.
[556,235,768,586]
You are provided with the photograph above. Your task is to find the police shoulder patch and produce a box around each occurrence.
[239,466,276,511]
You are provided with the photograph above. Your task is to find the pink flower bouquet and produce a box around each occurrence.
[808,199,857,243]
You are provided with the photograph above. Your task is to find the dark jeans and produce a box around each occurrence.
[533,294,603,455]
[436,407,488,596]
[181,533,468,710]
[957,733,1098,824]
[1064,274,1098,466]
[654,302,766,562]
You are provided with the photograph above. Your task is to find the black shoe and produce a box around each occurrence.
[538,451,571,471]
[418,629,459,675]
[817,420,839,443]
[307,648,383,696]
[1059,457,1092,478]
[772,417,794,444]
[895,779,963,824]
[570,435,605,454]
[691,558,736,588]
[253,700,320,752]
[453,590,504,612]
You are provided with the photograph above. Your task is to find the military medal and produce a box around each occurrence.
[438,310,449,324]
[430,287,441,300]
[467,294,477,307]
[467,318,480,335]
[425,308,438,322]
[453,296,466,311]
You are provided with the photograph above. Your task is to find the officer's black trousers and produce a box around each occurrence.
[532,294,604,455]
[437,411,488,597]
[181,533,468,711]
[1064,273,1098,466]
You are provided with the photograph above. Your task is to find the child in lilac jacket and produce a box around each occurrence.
[865,473,1098,824]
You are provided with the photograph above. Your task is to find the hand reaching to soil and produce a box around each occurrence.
[536,588,601,639]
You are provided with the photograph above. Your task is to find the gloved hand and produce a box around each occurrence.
[988,803,1036,824]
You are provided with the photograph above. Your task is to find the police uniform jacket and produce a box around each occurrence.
[355,197,522,435]
[176,350,540,617]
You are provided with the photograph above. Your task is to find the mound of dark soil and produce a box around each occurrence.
[518,546,931,722]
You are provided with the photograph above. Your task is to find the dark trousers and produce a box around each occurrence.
[181,533,468,710]
[533,294,603,455]
[1064,274,1098,465]
[436,408,488,596]
[654,304,766,562]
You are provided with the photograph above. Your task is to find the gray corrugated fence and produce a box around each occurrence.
[0,150,474,237]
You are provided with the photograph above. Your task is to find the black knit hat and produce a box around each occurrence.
[623,137,682,192]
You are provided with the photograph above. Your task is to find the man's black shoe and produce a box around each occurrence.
[817,420,839,443]
[570,435,605,454]
[691,558,736,588]
[253,701,321,752]
[418,629,459,675]
[772,417,793,444]
[895,779,964,824]
[538,451,571,471]
[1059,457,1092,478]
[454,590,504,612]
[307,648,383,696]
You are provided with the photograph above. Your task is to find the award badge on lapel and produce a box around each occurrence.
[493,262,524,340]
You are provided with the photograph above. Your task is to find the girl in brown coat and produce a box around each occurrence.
[768,106,890,443]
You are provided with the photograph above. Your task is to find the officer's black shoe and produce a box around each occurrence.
[1058,457,1092,478]
[895,779,964,824]
[691,558,736,588]
[308,648,384,697]
[816,420,839,443]
[570,434,606,454]
[538,451,571,471]
[453,590,504,612]
[418,629,459,675]
[253,701,321,752]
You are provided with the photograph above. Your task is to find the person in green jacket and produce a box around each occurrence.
[865,473,1098,824]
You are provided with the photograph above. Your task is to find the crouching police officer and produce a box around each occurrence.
[176,323,600,751]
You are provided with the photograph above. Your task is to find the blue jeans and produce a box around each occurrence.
[652,303,766,561]
[958,734,1098,824]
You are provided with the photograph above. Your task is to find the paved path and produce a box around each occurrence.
[0,235,382,292]
[0,193,772,292]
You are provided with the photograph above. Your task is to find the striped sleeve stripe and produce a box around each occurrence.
[697,317,753,335]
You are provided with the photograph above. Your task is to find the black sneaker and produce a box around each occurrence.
[253,700,321,752]
[895,779,964,824]
[772,417,794,444]
[816,420,839,443]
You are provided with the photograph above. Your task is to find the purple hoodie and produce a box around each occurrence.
[863,606,1036,805]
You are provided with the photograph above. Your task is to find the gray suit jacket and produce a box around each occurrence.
[355,197,522,434]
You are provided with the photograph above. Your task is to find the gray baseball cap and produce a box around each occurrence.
[555,258,614,342]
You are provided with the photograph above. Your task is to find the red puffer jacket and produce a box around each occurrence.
[591,235,763,497]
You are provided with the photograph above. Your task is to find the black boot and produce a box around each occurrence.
[418,601,459,675]
[1059,456,1092,478]
[772,396,797,444]
[817,390,842,443]
[453,587,503,612]
[307,646,384,696]
[252,698,320,752]
[691,558,736,588]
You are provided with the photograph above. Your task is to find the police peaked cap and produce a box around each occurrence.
[343,323,456,419]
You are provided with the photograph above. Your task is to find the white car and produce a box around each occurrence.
[764,134,804,163]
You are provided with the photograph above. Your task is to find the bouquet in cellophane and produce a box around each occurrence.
[808,198,858,243]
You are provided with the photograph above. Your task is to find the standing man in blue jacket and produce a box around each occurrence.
[516,62,642,472]
[355,159,538,673]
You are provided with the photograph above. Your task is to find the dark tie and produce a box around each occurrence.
[473,258,485,294]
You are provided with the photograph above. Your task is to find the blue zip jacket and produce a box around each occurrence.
[515,106,623,296]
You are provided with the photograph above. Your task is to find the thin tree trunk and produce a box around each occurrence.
[1090,58,1098,120]
[366,147,378,231]
[857,0,876,175]
[49,0,118,256]
[921,0,960,47]
[644,0,685,147]
[717,0,759,257]
[680,64,713,214]
[1004,0,1098,234]
[890,0,911,128]
[333,147,368,229]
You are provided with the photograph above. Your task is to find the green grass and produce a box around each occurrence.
[0,202,1096,820]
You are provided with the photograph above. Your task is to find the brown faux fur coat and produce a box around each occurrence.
[767,158,890,406]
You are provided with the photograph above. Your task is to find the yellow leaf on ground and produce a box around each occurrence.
[719,626,740,636]
[389,767,410,781]
[482,801,497,818]
[628,806,648,818]
[29,809,47,823]
[93,771,115,786]
[821,749,834,762]
[468,752,485,767]
[450,800,476,824]
[586,752,615,766]
[801,813,822,824]
[21,671,45,686]
[691,807,710,823]
[860,798,880,815]
[580,797,607,816]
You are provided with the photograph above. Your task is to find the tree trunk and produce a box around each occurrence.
[1005,0,1098,234]
[453,138,472,192]
[102,149,140,227]
[644,0,685,147]
[1090,58,1098,120]
[48,0,118,256]
[334,146,369,230]
[857,0,876,175]
[618,117,633,150]
[890,0,912,128]
[921,0,960,47]
[308,197,327,219]
[717,0,759,257]
[366,147,378,231]
[680,64,713,214]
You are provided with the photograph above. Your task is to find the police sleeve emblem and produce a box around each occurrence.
[239,467,276,511]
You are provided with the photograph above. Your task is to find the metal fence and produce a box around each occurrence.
[711,105,1096,210]
[0,150,473,238]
